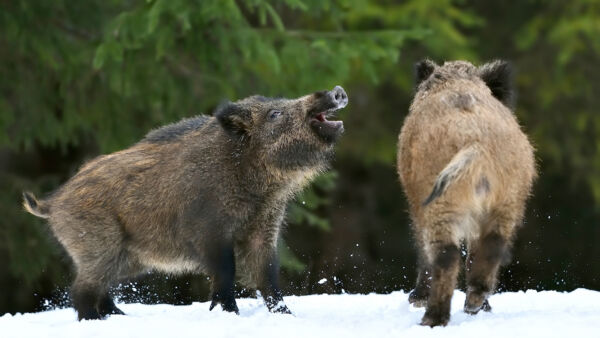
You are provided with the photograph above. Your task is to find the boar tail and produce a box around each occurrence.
[22,192,50,219]
[423,145,480,206]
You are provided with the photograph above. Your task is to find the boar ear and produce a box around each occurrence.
[415,59,437,87]
[214,102,252,136]
[478,60,515,108]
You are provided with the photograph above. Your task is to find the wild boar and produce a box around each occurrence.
[23,86,348,320]
[397,60,536,326]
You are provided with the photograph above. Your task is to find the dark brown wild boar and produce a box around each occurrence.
[397,60,536,327]
[23,86,348,320]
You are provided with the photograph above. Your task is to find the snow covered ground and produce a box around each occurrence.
[2,289,599,338]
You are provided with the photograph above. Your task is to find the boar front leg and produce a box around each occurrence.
[258,250,292,314]
[207,239,239,314]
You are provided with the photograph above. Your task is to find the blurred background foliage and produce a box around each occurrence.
[1,0,598,314]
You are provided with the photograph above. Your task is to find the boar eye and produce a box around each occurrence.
[268,110,282,120]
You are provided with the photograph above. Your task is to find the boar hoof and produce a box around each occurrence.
[270,304,292,315]
[77,309,103,321]
[482,299,492,312]
[408,289,428,308]
[98,296,125,317]
[209,296,239,315]
[464,297,491,314]
[99,305,125,317]
[464,290,492,314]
[420,308,450,327]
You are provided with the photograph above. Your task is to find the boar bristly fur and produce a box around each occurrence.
[397,60,536,327]
[23,86,348,320]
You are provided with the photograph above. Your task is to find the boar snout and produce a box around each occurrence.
[328,85,348,109]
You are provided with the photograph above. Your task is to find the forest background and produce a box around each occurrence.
[1,0,598,314]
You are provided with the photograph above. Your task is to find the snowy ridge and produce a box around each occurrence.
[2,289,599,338]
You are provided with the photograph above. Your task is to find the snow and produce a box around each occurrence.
[2,289,599,338]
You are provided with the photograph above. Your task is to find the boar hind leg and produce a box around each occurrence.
[71,277,103,320]
[409,248,431,308]
[464,227,511,314]
[257,251,291,314]
[71,252,128,320]
[97,292,124,316]
[207,239,239,314]
[420,219,461,327]
[71,271,120,320]
[97,257,144,316]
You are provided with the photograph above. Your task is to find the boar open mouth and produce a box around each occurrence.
[311,109,343,129]
[309,108,344,143]
[309,86,348,143]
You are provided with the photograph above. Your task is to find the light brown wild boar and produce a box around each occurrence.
[397,60,536,327]
[23,86,348,320]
